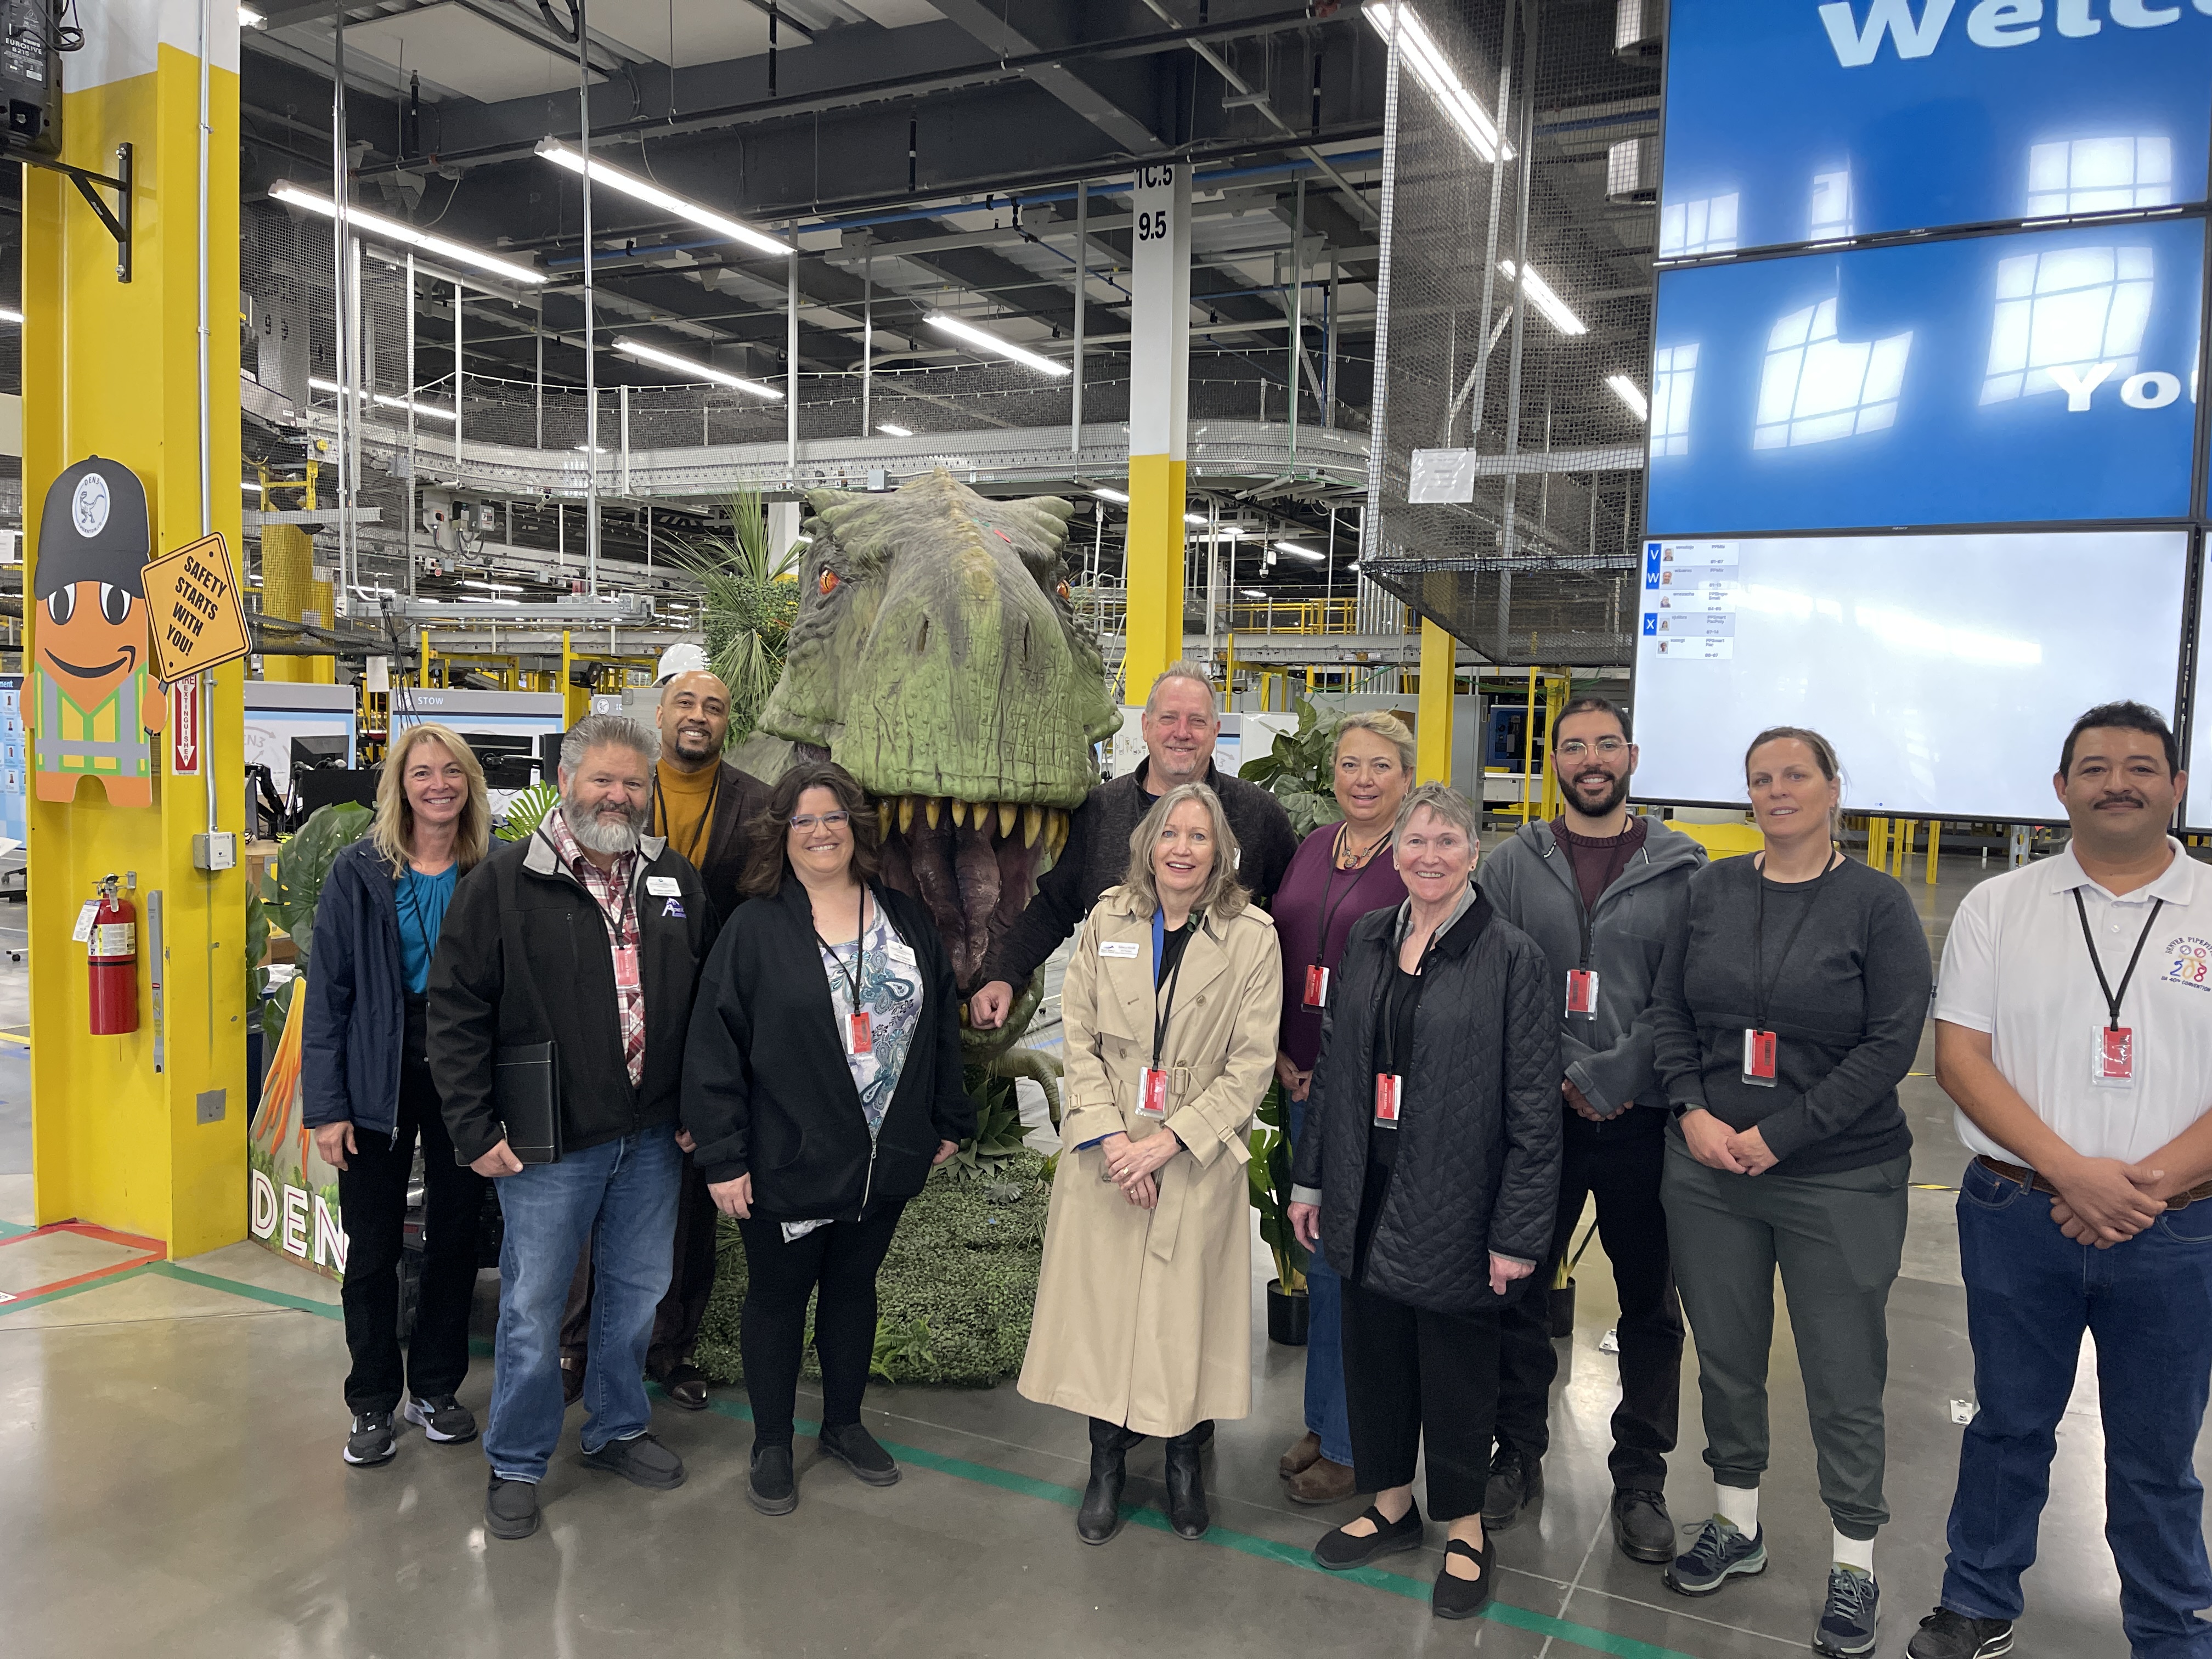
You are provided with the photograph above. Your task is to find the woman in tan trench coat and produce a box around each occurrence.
[1019,781,1283,1546]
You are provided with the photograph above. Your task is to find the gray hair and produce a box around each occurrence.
[1334,709,1416,774]
[1122,782,1249,921]
[1392,781,1478,842]
[560,712,660,775]
[1143,661,1220,718]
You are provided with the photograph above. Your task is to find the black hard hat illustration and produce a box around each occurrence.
[35,456,151,600]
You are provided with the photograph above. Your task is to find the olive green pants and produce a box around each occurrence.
[1661,1136,1909,1541]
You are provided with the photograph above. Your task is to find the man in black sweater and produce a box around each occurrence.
[968,661,1297,1029]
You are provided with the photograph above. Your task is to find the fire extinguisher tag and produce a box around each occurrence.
[93,923,136,956]
[71,901,99,945]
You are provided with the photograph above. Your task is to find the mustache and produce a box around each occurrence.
[2094,792,2148,808]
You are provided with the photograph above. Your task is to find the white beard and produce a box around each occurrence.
[566,797,645,856]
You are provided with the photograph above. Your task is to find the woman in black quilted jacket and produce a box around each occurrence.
[1288,783,1562,1621]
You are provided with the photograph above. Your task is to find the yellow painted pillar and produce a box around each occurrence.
[1121,162,1191,701]
[261,460,333,684]
[26,3,247,1254]
[1416,618,1456,784]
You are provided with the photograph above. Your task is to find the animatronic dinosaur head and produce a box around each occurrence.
[757,469,1120,987]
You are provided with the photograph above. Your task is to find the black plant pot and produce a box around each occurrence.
[1267,1279,1310,1346]
[1548,1277,1577,1340]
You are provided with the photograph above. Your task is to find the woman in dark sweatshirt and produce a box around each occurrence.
[1647,727,1931,1659]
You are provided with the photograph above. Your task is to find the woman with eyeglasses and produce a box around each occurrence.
[682,760,975,1517]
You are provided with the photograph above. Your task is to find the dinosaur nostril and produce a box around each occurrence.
[916,618,929,654]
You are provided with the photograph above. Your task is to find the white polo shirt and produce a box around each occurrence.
[1936,838,2212,1164]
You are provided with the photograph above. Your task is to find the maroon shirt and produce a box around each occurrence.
[1553,814,1649,916]
[1274,823,1410,1071]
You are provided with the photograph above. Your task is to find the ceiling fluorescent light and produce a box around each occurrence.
[269,180,546,285]
[614,337,783,399]
[1240,589,1271,599]
[1273,541,1325,562]
[1364,3,1512,165]
[1184,512,1209,527]
[1606,374,1649,421]
[238,4,263,22]
[0,307,22,324]
[875,422,914,437]
[307,376,457,422]
[534,139,791,258]
[926,313,1071,378]
[1092,486,1130,504]
[240,479,264,494]
[1499,259,1587,335]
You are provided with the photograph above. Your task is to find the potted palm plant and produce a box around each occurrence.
[1248,1082,1310,1345]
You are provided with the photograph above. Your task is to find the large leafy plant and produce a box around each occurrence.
[680,486,803,747]
[495,780,558,843]
[941,1065,1031,1182]
[1241,698,1345,840]
[252,803,373,1050]
[1248,1082,1309,1291]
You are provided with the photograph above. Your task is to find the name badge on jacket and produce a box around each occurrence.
[646,875,681,896]
[1098,940,1141,958]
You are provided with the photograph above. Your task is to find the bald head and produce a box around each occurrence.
[657,670,732,772]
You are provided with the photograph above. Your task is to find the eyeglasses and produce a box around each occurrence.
[1555,737,1627,759]
[790,811,851,831]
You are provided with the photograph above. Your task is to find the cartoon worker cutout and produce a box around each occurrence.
[27,457,164,806]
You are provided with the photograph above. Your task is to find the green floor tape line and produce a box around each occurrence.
[688,1393,1697,1659]
[0,1262,156,1314]
[150,1261,345,1318]
[0,1217,31,1237]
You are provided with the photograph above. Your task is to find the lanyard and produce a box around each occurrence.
[1376,929,1444,1074]
[1151,906,1194,1070]
[1311,824,1390,968]
[652,765,721,868]
[1751,856,1831,1032]
[539,827,635,951]
[816,888,872,1012]
[2073,889,2165,1032]
[397,870,447,962]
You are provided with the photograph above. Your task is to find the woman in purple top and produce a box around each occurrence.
[1272,710,1415,1504]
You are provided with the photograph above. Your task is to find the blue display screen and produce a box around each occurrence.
[1660,1,2212,256]
[1644,217,2205,535]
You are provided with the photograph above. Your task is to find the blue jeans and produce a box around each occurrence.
[484,1126,683,1483]
[1290,1097,1353,1466]
[1942,1157,2212,1659]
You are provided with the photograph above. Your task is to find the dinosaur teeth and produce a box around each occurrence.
[950,797,968,828]
[1045,808,1068,859]
[898,795,915,835]
[924,795,942,830]
[1022,803,1042,848]
[996,800,1017,839]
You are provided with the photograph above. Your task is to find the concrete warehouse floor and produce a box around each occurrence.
[0,851,2200,1658]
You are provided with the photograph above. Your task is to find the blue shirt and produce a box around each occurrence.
[395,864,458,995]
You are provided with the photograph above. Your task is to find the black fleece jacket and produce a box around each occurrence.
[681,876,977,1220]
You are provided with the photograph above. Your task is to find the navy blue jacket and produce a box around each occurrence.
[302,838,411,1138]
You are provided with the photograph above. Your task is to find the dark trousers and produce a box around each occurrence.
[560,1156,721,1378]
[737,1200,907,1448]
[336,1017,486,1415]
[1341,1273,1502,1522]
[1941,1158,2212,1659]
[1494,1110,1683,1489]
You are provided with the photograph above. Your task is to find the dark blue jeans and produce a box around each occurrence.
[1289,1097,1353,1466]
[484,1126,683,1483]
[1942,1157,2212,1659]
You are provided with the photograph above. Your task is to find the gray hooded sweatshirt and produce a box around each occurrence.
[1481,815,1707,1119]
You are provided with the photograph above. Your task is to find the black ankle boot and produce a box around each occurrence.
[1164,1428,1209,1540]
[1077,1418,1137,1545]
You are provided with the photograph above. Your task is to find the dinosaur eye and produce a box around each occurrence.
[46,588,74,625]
[818,569,839,595]
[1056,581,1071,602]
[99,583,131,624]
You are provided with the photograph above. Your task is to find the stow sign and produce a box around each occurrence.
[1645,215,2204,535]
[1661,1,2212,256]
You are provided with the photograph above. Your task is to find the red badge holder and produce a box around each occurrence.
[1304,964,1330,1009]
[1565,968,1600,1018]
[612,944,640,991]
[1373,1072,1403,1127]
[2093,1025,2135,1087]
[848,1011,873,1056]
[1138,1066,1170,1118]
[1741,1028,1778,1087]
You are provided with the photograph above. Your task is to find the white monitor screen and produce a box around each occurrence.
[2182,546,2212,832]
[1632,531,2189,822]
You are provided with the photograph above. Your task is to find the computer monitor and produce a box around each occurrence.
[296,766,380,818]
[289,733,349,775]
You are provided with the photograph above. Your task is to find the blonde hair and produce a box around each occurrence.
[1333,709,1416,773]
[1122,782,1249,921]
[373,723,492,872]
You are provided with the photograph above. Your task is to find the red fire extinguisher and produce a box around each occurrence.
[87,874,138,1036]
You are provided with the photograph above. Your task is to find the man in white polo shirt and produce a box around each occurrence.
[1909,702,2212,1659]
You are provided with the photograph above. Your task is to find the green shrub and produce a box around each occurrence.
[693,1149,1049,1389]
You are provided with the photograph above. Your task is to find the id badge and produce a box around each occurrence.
[1373,1072,1404,1128]
[613,944,641,991]
[848,1011,874,1057]
[1138,1067,1170,1118]
[2092,1025,2135,1088]
[1304,964,1330,1009]
[1741,1028,1778,1087]
[1565,968,1600,1018]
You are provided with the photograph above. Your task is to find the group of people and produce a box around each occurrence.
[297,652,2212,1659]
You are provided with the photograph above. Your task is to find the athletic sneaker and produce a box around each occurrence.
[1664,1515,1767,1596]
[1814,1565,1880,1657]
[343,1410,396,1467]
[1905,1607,2016,1659]
[402,1394,478,1444]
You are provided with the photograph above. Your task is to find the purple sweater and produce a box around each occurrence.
[1274,823,1409,1071]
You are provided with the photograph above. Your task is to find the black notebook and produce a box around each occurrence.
[494,1042,562,1165]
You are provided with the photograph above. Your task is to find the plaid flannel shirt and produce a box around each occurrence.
[542,806,645,1088]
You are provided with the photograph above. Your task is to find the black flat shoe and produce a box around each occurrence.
[1314,1501,1425,1570]
[1165,1430,1209,1540]
[655,1362,710,1411]
[819,1422,900,1487]
[1433,1537,1496,1620]
[748,1442,798,1516]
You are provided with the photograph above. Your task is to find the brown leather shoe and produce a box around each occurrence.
[1286,1456,1358,1505]
[654,1362,710,1411]
[1279,1430,1323,1479]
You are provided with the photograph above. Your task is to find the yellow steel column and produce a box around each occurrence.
[1121,162,1191,701]
[26,4,246,1253]
[1416,618,1456,784]
[261,459,332,684]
